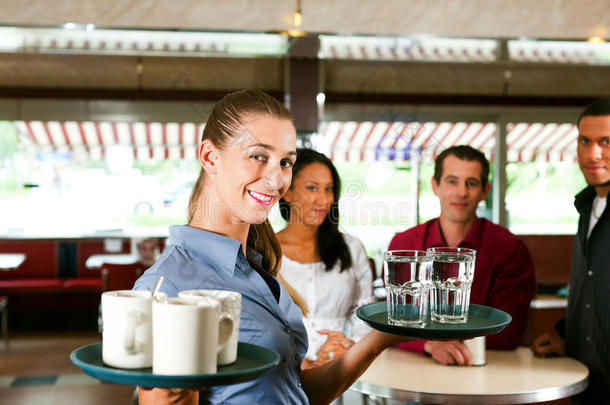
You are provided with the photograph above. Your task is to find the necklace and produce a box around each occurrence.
[592,197,605,220]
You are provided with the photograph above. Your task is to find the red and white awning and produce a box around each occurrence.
[15,119,579,163]
[15,121,203,161]
[506,123,578,162]
[318,121,578,163]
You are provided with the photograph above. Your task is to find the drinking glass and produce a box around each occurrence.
[384,250,432,327]
[427,247,476,323]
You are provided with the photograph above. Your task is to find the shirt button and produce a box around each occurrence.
[586,336,591,342]
[587,270,594,276]
[285,326,292,333]
[586,303,591,308]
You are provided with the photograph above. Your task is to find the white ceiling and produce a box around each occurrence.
[0,0,608,40]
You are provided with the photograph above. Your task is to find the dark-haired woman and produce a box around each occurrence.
[277,148,373,369]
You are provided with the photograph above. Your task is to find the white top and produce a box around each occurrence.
[588,195,606,238]
[280,233,374,361]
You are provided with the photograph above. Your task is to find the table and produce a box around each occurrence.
[85,254,138,269]
[0,253,26,271]
[530,294,568,309]
[351,347,588,404]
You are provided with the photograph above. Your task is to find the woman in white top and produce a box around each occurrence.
[277,148,374,369]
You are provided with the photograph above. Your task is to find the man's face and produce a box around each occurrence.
[577,115,610,194]
[432,155,490,224]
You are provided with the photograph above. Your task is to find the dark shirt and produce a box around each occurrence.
[389,217,536,352]
[566,187,610,402]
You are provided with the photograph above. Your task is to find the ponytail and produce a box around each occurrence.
[248,220,308,316]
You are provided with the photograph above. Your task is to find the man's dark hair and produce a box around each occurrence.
[434,145,490,189]
[577,97,610,126]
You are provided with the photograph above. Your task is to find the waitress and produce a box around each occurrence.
[135,89,416,405]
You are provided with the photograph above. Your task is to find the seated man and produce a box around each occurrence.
[389,145,535,365]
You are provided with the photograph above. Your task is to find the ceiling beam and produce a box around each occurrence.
[0,0,608,40]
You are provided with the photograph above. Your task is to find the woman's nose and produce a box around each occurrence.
[263,166,286,190]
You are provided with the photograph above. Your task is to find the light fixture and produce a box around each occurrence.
[85,23,95,32]
[587,36,605,44]
[293,0,302,27]
[63,22,77,30]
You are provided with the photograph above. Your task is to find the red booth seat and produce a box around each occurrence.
[0,279,63,293]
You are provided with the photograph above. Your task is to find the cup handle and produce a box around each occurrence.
[124,310,142,353]
[216,313,233,353]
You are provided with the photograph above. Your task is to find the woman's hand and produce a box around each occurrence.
[138,387,203,405]
[315,330,355,363]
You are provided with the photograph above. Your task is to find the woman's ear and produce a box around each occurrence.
[198,139,219,176]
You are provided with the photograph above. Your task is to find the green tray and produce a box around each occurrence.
[70,342,279,388]
[357,302,511,339]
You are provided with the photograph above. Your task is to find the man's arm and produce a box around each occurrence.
[485,239,536,349]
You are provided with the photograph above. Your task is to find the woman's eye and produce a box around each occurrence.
[306,186,317,191]
[251,154,267,162]
[281,159,294,168]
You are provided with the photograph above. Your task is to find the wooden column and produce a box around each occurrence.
[285,35,321,145]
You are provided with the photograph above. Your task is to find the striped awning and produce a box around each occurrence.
[317,121,578,163]
[15,120,579,163]
[15,121,203,161]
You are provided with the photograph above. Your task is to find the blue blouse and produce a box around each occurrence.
[134,225,309,404]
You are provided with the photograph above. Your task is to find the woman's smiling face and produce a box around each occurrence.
[210,114,297,225]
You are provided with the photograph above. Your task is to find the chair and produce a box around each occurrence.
[98,262,148,334]
[101,262,148,292]
[368,258,387,301]
[0,295,8,350]
[367,257,377,282]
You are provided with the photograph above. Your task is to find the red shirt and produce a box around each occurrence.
[388,217,535,352]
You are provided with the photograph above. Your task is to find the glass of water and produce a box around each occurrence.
[427,247,476,324]
[384,250,432,328]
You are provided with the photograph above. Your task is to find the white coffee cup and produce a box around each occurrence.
[179,289,242,365]
[101,290,166,369]
[152,297,234,375]
[463,336,486,366]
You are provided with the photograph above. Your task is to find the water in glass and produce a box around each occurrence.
[384,251,432,327]
[429,249,476,323]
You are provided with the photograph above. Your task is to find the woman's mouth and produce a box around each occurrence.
[248,190,274,205]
